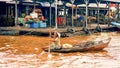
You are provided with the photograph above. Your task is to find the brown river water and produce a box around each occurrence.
[0,32,120,68]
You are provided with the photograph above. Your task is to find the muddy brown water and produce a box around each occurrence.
[0,32,120,68]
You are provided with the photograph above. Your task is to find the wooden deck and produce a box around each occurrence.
[0,24,115,37]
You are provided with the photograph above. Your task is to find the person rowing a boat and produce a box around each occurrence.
[49,28,62,50]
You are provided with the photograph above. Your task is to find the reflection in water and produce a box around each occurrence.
[0,32,120,68]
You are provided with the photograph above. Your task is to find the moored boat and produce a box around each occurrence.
[42,38,111,53]
[111,22,120,29]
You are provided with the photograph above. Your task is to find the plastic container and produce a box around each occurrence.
[30,22,39,28]
[40,23,46,28]
[39,21,47,28]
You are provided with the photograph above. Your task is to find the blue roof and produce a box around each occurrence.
[102,0,120,3]
[61,0,104,4]
[18,0,120,5]
[62,0,120,4]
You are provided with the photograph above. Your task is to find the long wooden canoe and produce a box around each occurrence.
[42,38,111,53]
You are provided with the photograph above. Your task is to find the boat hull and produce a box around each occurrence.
[43,38,111,53]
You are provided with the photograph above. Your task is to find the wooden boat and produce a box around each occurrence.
[111,22,120,29]
[42,38,111,53]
